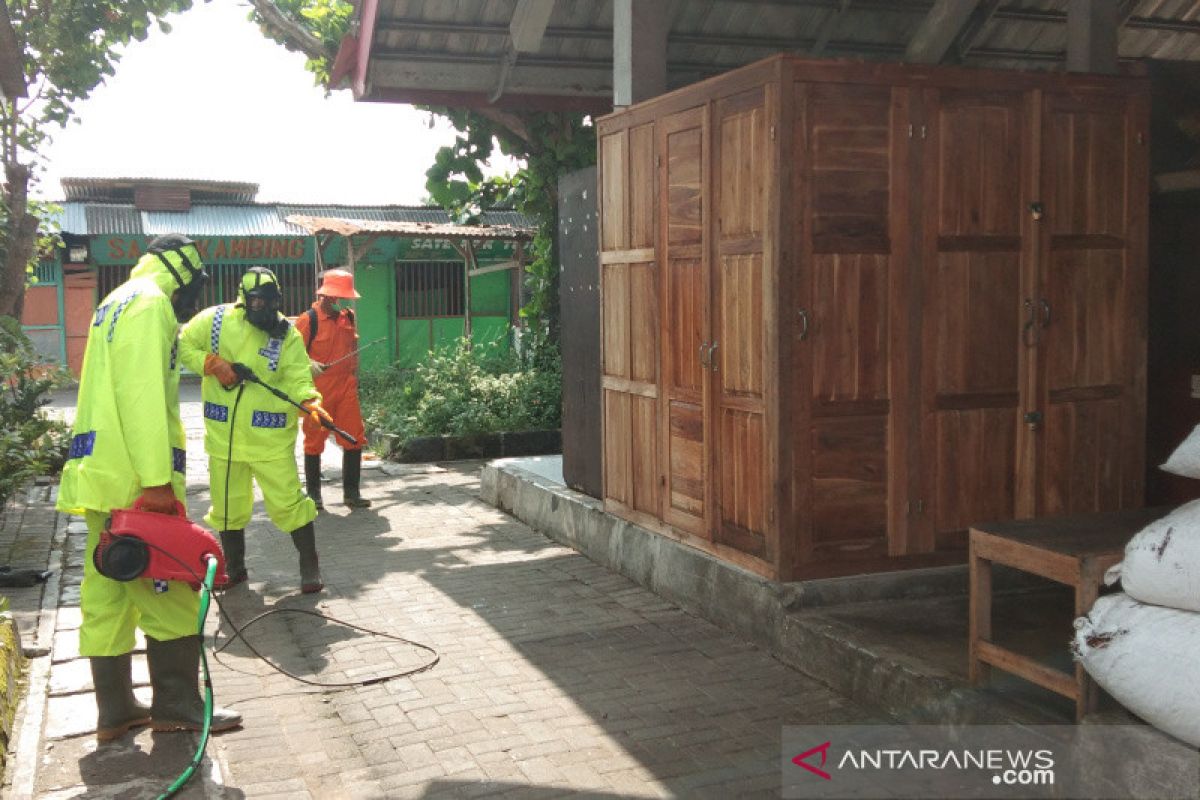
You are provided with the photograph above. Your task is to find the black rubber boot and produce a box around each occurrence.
[290,522,323,593]
[146,635,241,733]
[218,529,247,589]
[91,654,151,742]
[304,453,324,511]
[342,449,371,509]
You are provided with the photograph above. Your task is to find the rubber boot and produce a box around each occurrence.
[146,635,241,733]
[304,453,324,511]
[290,522,324,594]
[91,654,151,742]
[218,529,247,589]
[342,449,372,509]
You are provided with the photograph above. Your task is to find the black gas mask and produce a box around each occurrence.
[147,234,208,323]
[239,267,288,337]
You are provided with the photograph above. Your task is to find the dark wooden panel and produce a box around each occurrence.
[666,400,706,535]
[811,254,889,403]
[1045,105,1128,238]
[631,395,659,515]
[932,407,1018,535]
[717,407,767,557]
[717,252,764,397]
[603,389,631,505]
[718,94,767,240]
[559,166,603,499]
[667,127,702,246]
[934,92,1022,237]
[600,132,628,252]
[629,124,656,249]
[1044,248,1124,390]
[601,262,629,379]
[807,83,892,254]
[810,416,888,546]
[928,251,1021,396]
[1041,397,1126,516]
[629,261,658,384]
[667,258,704,395]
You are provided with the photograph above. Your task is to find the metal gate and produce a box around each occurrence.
[97,262,317,317]
[22,261,67,364]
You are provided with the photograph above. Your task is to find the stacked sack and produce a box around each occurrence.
[1073,425,1200,747]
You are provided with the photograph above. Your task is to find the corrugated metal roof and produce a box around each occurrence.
[61,177,258,203]
[361,0,1200,109]
[61,201,536,237]
[286,214,535,241]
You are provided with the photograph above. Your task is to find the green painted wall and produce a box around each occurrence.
[354,263,395,372]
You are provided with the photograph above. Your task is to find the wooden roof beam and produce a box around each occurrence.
[906,0,983,63]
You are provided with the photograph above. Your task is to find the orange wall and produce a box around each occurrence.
[21,286,59,326]
[64,272,97,376]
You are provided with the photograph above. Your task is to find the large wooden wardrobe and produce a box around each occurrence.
[597,55,1149,582]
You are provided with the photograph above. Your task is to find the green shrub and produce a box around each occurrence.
[0,317,71,508]
[361,336,561,448]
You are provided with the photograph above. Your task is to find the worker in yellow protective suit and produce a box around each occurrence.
[179,267,331,594]
[56,233,241,742]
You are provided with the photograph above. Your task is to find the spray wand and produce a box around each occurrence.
[230,363,359,446]
[313,337,385,371]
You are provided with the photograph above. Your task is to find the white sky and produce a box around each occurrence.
[32,0,520,205]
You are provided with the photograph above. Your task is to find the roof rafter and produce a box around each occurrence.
[906,0,983,63]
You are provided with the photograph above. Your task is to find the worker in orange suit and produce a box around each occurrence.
[295,269,371,510]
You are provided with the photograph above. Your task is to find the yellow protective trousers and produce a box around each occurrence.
[204,456,317,533]
[79,511,199,657]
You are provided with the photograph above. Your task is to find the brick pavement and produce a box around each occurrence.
[6,385,887,798]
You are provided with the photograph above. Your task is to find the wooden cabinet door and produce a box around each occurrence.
[660,107,710,537]
[1032,91,1148,515]
[600,123,661,519]
[917,88,1027,553]
[791,81,908,569]
[712,87,772,560]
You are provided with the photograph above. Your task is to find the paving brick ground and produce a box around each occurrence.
[4,385,884,798]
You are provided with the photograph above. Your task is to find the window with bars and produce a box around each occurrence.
[396,262,465,318]
[97,263,317,317]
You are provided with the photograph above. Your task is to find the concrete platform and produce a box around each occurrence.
[481,457,1142,727]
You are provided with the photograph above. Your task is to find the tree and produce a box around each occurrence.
[246,1,596,346]
[0,0,195,320]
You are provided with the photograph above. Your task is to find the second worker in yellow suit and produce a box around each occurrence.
[179,267,332,593]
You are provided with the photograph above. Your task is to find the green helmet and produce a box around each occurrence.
[238,267,286,335]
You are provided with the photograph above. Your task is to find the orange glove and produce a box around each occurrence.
[203,353,240,389]
[136,484,181,515]
[300,399,333,427]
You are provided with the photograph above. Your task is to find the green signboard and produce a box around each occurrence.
[93,235,515,266]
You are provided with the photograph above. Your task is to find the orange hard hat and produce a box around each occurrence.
[317,268,360,299]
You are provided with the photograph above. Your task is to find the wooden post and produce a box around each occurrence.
[1067,0,1119,74]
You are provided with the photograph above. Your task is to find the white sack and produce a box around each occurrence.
[1074,593,1200,748]
[1161,424,1200,480]
[1104,500,1200,613]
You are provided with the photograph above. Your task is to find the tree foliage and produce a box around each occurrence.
[244,1,597,349]
[1,0,196,319]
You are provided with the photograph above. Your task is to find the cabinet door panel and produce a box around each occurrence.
[714,88,770,558]
[1036,93,1145,514]
[796,82,901,565]
[660,107,709,536]
[919,88,1026,552]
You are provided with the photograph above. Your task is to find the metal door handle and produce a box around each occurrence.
[1039,298,1051,329]
[1022,298,1038,347]
[699,341,710,368]
[797,309,809,341]
[708,342,719,372]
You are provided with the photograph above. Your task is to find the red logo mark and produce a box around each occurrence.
[792,741,832,780]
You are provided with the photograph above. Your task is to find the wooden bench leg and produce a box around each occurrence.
[969,550,992,685]
[1074,561,1103,722]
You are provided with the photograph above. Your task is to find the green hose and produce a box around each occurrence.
[157,556,218,800]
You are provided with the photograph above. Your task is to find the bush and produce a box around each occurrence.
[360,336,561,448]
[0,317,71,508]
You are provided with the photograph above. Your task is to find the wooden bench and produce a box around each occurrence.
[968,507,1169,721]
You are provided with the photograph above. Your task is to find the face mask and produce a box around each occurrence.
[172,272,208,323]
[245,299,282,333]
